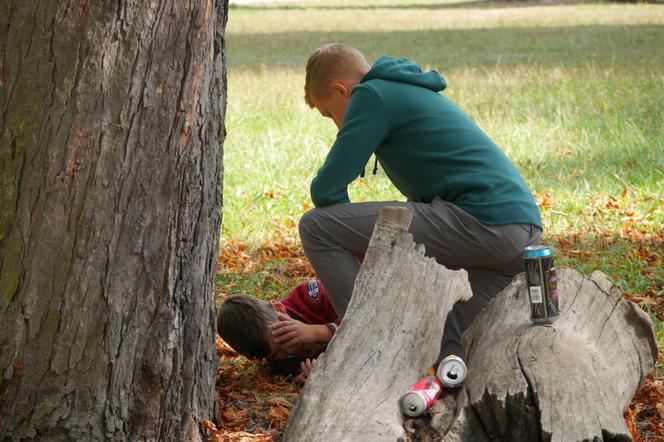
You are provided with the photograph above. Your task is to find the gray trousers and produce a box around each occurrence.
[298,197,541,365]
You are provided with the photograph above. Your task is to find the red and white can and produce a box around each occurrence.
[400,376,443,417]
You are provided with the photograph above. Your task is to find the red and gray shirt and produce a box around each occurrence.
[281,279,340,329]
[269,280,340,377]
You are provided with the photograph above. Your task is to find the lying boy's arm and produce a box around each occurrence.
[306,324,334,343]
[311,86,389,207]
[272,314,334,347]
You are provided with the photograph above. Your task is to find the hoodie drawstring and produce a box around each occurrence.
[360,156,379,178]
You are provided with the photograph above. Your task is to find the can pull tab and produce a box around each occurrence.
[437,355,467,388]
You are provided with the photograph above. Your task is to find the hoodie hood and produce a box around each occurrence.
[361,56,447,92]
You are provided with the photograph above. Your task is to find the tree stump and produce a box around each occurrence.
[283,207,473,441]
[283,208,658,441]
[411,268,658,442]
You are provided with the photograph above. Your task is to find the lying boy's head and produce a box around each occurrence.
[217,295,278,360]
[305,44,370,128]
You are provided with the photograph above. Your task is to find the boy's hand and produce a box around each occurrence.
[272,313,317,352]
[294,358,316,384]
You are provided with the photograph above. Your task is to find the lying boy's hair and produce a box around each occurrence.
[217,295,278,359]
[304,43,370,108]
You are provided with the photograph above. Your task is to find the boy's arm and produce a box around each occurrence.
[272,314,334,348]
[309,324,334,343]
[311,86,389,207]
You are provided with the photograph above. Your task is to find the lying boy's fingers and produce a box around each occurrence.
[300,360,312,377]
[271,322,291,332]
[277,332,300,345]
[272,320,291,330]
[272,324,299,338]
[272,325,296,338]
[273,328,297,341]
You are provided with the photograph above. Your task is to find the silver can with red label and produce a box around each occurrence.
[400,376,442,417]
[523,245,559,323]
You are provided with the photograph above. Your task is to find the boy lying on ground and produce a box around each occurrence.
[217,279,338,383]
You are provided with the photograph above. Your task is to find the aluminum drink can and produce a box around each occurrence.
[400,376,442,417]
[436,355,467,388]
[522,245,559,324]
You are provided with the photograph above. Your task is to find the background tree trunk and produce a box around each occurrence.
[0,1,228,440]
[283,207,473,441]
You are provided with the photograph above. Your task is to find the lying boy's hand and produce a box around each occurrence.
[294,358,316,384]
[272,313,317,350]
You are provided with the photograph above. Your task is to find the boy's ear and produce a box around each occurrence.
[329,82,349,97]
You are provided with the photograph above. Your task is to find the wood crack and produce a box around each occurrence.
[516,337,544,442]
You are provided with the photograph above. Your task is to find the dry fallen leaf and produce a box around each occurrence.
[533,192,553,209]
[216,234,663,441]
[656,403,664,420]
[268,403,290,429]
[210,430,272,442]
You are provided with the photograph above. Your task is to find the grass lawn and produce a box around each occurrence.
[213,1,663,440]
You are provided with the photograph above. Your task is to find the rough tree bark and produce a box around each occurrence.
[0,1,228,440]
[283,209,658,442]
[283,207,473,441]
[410,268,658,441]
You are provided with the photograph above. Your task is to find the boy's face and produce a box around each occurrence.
[311,81,355,130]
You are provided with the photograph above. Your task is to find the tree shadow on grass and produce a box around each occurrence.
[230,0,585,12]
[227,25,663,72]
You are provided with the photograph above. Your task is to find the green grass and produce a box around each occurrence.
[220,0,663,356]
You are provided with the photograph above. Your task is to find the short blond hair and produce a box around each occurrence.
[304,44,370,108]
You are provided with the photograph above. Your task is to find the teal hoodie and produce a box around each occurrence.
[310,56,542,229]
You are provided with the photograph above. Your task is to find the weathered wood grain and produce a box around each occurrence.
[282,207,657,441]
[415,269,658,441]
[0,1,228,440]
[283,206,473,441]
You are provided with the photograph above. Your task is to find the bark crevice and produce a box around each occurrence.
[0,1,228,439]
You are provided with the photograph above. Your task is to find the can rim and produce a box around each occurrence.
[522,245,553,258]
[401,392,426,417]
[437,356,467,387]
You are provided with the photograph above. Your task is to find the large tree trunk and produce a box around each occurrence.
[283,208,658,441]
[0,1,227,440]
[283,207,473,441]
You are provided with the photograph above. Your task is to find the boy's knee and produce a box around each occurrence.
[298,207,323,240]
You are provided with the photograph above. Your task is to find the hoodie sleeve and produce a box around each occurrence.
[310,85,389,207]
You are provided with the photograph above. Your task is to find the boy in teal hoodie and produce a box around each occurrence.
[299,44,542,370]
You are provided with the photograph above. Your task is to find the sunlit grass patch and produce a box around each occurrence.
[223,63,663,243]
